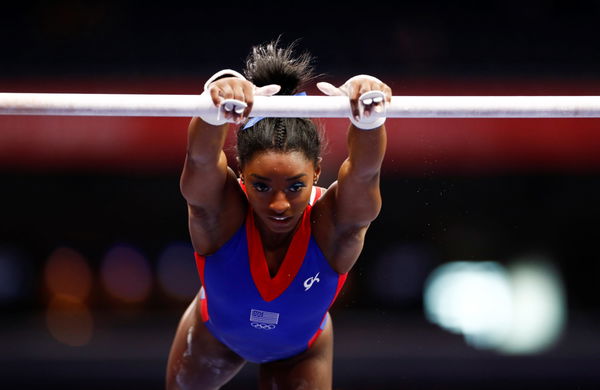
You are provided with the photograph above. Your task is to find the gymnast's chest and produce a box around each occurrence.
[202,236,338,307]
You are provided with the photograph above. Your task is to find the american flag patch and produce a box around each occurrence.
[250,309,280,325]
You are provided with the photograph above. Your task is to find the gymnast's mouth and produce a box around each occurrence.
[269,215,292,222]
[261,214,298,232]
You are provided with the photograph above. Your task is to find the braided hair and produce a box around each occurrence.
[236,39,324,169]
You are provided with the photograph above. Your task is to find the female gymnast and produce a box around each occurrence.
[166,40,391,389]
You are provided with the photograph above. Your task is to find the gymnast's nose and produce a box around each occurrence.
[269,191,290,214]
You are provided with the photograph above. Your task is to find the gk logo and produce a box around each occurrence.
[304,272,320,291]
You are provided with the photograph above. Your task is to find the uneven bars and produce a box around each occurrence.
[2,93,600,118]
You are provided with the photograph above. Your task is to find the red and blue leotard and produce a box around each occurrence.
[194,186,347,363]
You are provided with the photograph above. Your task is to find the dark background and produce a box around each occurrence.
[1,1,600,389]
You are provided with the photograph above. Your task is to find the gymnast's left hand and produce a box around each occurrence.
[317,75,392,130]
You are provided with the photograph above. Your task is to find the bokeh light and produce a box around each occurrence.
[424,261,513,349]
[498,257,566,355]
[46,293,94,347]
[156,242,199,301]
[100,244,152,304]
[423,257,566,354]
[44,246,93,301]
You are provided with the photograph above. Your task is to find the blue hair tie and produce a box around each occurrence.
[242,91,307,130]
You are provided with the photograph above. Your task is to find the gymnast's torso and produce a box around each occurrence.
[193,186,347,363]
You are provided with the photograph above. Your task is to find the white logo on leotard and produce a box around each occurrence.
[250,309,279,330]
[250,322,276,330]
[304,272,320,291]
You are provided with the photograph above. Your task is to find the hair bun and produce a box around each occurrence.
[243,38,315,95]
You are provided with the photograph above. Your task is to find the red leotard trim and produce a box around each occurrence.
[332,272,348,303]
[308,319,325,348]
[246,207,312,302]
[194,253,210,321]
[308,272,348,348]
[245,185,323,303]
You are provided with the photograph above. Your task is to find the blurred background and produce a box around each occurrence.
[1,1,600,389]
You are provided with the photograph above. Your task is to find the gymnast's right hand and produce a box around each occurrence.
[200,69,281,126]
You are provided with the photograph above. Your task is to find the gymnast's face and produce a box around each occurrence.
[241,150,320,234]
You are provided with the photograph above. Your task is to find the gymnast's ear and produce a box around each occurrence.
[313,157,322,184]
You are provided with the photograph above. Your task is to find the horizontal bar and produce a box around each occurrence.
[2,93,600,118]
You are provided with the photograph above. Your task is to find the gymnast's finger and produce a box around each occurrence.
[383,84,392,104]
[346,83,362,121]
[241,82,255,119]
[316,82,343,97]
[231,86,247,122]
[208,85,223,106]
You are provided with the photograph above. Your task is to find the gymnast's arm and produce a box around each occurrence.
[179,77,252,255]
[314,77,390,274]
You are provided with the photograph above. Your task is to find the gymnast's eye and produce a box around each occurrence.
[288,182,306,193]
[253,182,270,192]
